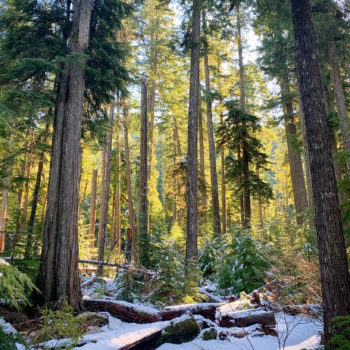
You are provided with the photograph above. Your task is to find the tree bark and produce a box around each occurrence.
[290,0,350,343]
[97,102,114,275]
[172,126,178,226]
[236,5,250,230]
[123,106,136,262]
[113,102,121,252]
[202,11,221,235]
[0,134,13,253]
[25,123,50,258]
[220,115,227,235]
[186,0,201,269]
[217,58,227,235]
[36,0,93,310]
[328,39,350,173]
[198,105,207,215]
[138,76,149,266]
[88,169,98,251]
[280,78,308,226]
[146,85,156,235]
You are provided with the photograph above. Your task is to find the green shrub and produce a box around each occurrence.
[32,303,83,348]
[149,242,184,307]
[216,235,270,294]
[198,237,222,277]
[0,259,39,310]
[328,315,350,350]
[114,268,143,303]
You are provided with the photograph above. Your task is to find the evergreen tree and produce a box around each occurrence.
[217,101,273,220]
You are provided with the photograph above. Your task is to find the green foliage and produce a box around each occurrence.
[0,260,39,310]
[33,303,84,348]
[149,241,184,307]
[0,321,27,350]
[198,237,222,277]
[184,262,203,304]
[217,101,273,202]
[328,316,350,350]
[215,235,270,294]
[114,268,143,303]
[202,327,217,340]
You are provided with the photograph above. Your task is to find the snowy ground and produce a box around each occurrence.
[72,275,323,350]
[64,310,322,350]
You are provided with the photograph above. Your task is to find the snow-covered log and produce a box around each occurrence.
[83,299,162,323]
[216,303,276,328]
[83,299,223,323]
[160,303,222,321]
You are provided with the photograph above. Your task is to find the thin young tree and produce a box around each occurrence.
[139,75,149,266]
[0,134,12,252]
[88,168,98,253]
[123,105,136,261]
[97,102,115,275]
[290,0,350,343]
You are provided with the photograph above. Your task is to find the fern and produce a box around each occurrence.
[0,259,39,310]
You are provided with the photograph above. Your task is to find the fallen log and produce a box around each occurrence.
[118,327,163,350]
[160,303,222,321]
[78,259,155,278]
[199,288,225,303]
[83,299,162,323]
[216,303,276,328]
[83,298,223,323]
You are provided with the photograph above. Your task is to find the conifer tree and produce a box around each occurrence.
[290,0,350,342]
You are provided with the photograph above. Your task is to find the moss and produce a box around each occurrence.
[202,328,217,341]
[159,315,200,345]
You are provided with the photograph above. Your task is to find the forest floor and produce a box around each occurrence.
[1,274,323,350]
[72,276,323,350]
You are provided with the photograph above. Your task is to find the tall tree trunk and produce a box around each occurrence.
[280,78,308,226]
[198,105,207,215]
[236,5,250,230]
[173,116,183,223]
[139,76,149,266]
[186,0,201,270]
[88,168,98,252]
[25,123,51,257]
[0,134,13,252]
[146,84,156,235]
[290,0,350,343]
[238,145,244,229]
[202,11,221,235]
[220,115,227,235]
[37,0,93,310]
[328,39,350,173]
[256,166,263,229]
[114,103,121,252]
[97,102,114,275]
[172,126,178,226]
[14,164,25,250]
[323,89,343,182]
[217,58,227,235]
[25,157,45,257]
[173,116,182,156]
[123,106,135,262]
